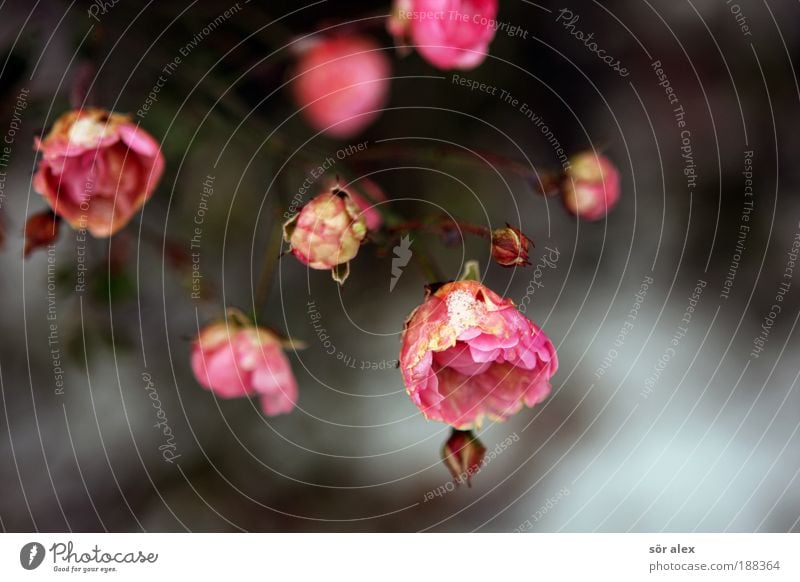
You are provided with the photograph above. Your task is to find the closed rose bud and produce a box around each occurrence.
[390,0,499,70]
[400,279,557,429]
[491,225,531,267]
[561,152,620,221]
[191,315,300,416]
[33,108,165,237]
[291,35,390,138]
[442,429,486,485]
[283,188,368,284]
[23,210,61,258]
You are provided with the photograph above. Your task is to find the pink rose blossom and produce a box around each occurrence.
[400,280,557,429]
[33,108,165,237]
[191,320,299,416]
[561,152,621,221]
[291,35,390,138]
[283,188,368,284]
[389,0,499,70]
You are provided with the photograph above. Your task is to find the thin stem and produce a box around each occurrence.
[389,216,492,239]
[316,12,390,36]
[414,250,444,284]
[254,206,285,322]
[380,216,490,283]
[352,143,563,197]
[352,143,531,177]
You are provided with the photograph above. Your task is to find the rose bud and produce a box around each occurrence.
[561,152,621,221]
[400,279,557,429]
[32,108,165,238]
[389,0,499,70]
[283,188,368,284]
[442,429,486,486]
[291,35,390,138]
[491,225,531,267]
[23,210,61,258]
[191,315,300,416]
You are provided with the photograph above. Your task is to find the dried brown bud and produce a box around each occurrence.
[24,210,61,258]
[491,225,531,267]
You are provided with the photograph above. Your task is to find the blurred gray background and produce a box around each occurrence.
[1,0,799,532]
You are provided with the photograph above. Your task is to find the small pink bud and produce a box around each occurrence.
[24,210,61,258]
[283,188,368,284]
[32,108,164,237]
[561,152,621,221]
[391,0,499,70]
[442,429,486,486]
[191,313,300,416]
[491,225,531,267]
[291,35,390,138]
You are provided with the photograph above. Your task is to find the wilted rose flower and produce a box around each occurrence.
[23,210,61,258]
[191,317,299,416]
[389,0,499,70]
[442,429,486,485]
[291,35,390,138]
[283,188,368,284]
[561,152,620,221]
[491,225,531,267]
[33,108,165,237]
[400,279,557,429]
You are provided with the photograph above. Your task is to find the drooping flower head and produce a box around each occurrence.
[283,188,368,284]
[33,108,165,237]
[400,277,557,429]
[389,0,499,70]
[291,35,390,138]
[561,152,620,221]
[191,313,300,416]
